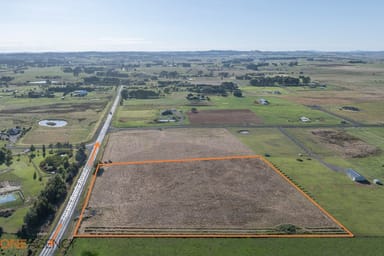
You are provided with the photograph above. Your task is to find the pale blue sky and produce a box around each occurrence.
[0,0,383,52]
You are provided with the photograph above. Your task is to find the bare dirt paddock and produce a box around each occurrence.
[188,109,262,125]
[77,129,347,236]
[102,128,255,162]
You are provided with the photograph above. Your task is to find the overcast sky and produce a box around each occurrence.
[1,0,383,52]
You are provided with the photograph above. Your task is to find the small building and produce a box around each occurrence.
[300,116,311,122]
[156,119,176,123]
[161,110,174,116]
[346,169,367,183]
[72,90,88,97]
[7,127,21,136]
[258,98,269,105]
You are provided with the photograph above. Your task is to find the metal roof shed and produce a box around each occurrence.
[346,169,367,182]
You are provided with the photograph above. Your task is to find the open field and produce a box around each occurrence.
[0,154,48,233]
[67,237,384,256]
[78,157,341,236]
[323,101,384,124]
[0,66,82,84]
[103,128,254,162]
[188,109,262,125]
[114,92,343,127]
[75,128,350,238]
[0,87,114,144]
[231,127,384,236]
[1,52,383,255]
[113,92,191,128]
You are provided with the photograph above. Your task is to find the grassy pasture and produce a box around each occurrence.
[0,88,113,145]
[209,95,342,125]
[114,90,342,127]
[0,154,49,233]
[113,92,191,127]
[270,127,384,236]
[1,66,81,84]
[67,237,384,256]
[323,101,384,124]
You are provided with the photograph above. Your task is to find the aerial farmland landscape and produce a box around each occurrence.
[1,1,384,256]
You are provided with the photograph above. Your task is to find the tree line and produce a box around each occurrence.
[17,143,87,239]
[250,75,311,87]
[0,146,12,166]
[121,88,160,99]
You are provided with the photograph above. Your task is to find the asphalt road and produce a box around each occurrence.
[39,86,122,256]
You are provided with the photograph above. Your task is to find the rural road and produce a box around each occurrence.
[39,86,122,256]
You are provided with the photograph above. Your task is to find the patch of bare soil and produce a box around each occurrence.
[311,129,381,158]
[188,109,262,125]
[81,158,338,233]
[103,128,255,162]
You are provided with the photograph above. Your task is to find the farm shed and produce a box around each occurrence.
[346,169,367,183]
[258,98,269,105]
[300,116,311,122]
[72,90,88,97]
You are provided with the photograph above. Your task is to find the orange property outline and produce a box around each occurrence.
[73,155,354,238]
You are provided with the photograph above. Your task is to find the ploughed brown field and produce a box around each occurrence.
[187,109,262,125]
[79,129,341,235]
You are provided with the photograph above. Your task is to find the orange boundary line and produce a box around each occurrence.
[73,155,354,238]
[259,155,354,238]
[73,164,100,236]
[75,233,353,238]
[100,155,262,167]
[87,142,100,168]
[48,223,63,247]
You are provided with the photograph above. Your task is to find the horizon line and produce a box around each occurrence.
[1,49,384,54]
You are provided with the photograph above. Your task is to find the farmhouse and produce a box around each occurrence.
[346,169,367,183]
[72,90,88,97]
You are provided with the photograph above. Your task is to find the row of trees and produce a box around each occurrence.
[17,143,87,238]
[250,75,311,87]
[121,88,160,99]
[0,146,12,166]
[47,85,94,96]
[0,76,14,85]
[17,175,67,238]
[83,76,130,86]
[187,82,240,97]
